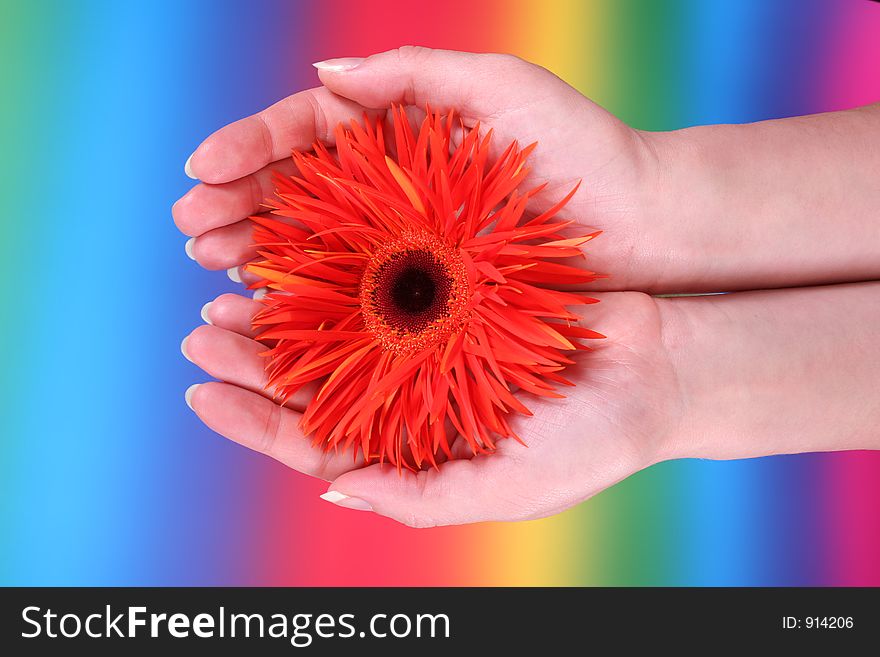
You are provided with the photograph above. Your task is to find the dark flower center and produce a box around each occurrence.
[371,250,452,332]
[391,266,437,314]
[360,233,471,355]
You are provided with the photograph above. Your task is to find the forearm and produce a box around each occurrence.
[642,104,880,292]
[659,282,880,460]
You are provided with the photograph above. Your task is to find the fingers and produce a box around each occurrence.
[182,322,318,411]
[182,324,269,396]
[188,210,312,273]
[202,293,262,337]
[187,382,359,481]
[173,158,298,237]
[315,47,564,119]
[228,263,263,288]
[188,218,257,271]
[185,86,382,184]
[323,452,527,527]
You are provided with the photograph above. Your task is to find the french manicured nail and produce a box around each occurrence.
[185,383,200,410]
[320,491,373,511]
[184,153,197,179]
[253,287,269,300]
[200,301,213,324]
[227,266,242,283]
[180,336,192,362]
[312,57,364,72]
[185,237,196,260]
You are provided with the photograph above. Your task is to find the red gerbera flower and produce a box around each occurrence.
[244,105,603,471]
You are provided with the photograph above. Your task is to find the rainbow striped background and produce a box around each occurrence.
[1,0,878,586]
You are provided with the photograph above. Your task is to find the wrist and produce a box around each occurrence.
[654,284,880,462]
[632,127,729,293]
[652,295,704,462]
[643,110,880,292]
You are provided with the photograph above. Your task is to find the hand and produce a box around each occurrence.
[174,48,880,294]
[172,47,654,290]
[183,290,679,526]
[182,279,880,527]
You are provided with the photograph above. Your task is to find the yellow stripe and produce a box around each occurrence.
[470,0,608,586]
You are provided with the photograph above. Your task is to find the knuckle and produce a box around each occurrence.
[252,113,275,163]
[303,91,330,142]
[396,471,440,528]
[257,402,283,456]
[490,52,536,75]
[395,44,432,62]
[493,52,524,66]
[246,172,263,210]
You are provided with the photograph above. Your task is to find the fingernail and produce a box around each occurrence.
[320,490,373,511]
[185,383,200,410]
[312,57,364,72]
[180,336,193,362]
[184,237,196,260]
[253,287,269,300]
[227,266,242,283]
[200,301,213,324]
[184,153,197,179]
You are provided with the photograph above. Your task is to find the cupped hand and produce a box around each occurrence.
[183,290,680,526]
[172,47,657,290]
[176,47,682,526]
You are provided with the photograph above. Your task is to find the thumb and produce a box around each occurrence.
[313,46,572,119]
[321,454,525,528]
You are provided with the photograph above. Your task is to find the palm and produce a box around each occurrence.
[490,292,675,519]
[473,92,644,228]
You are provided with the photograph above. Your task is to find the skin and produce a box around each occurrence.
[175,47,880,527]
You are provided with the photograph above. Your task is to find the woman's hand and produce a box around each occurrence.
[172,47,652,290]
[183,290,680,526]
[184,281,880,527]
[174,47,880,295]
